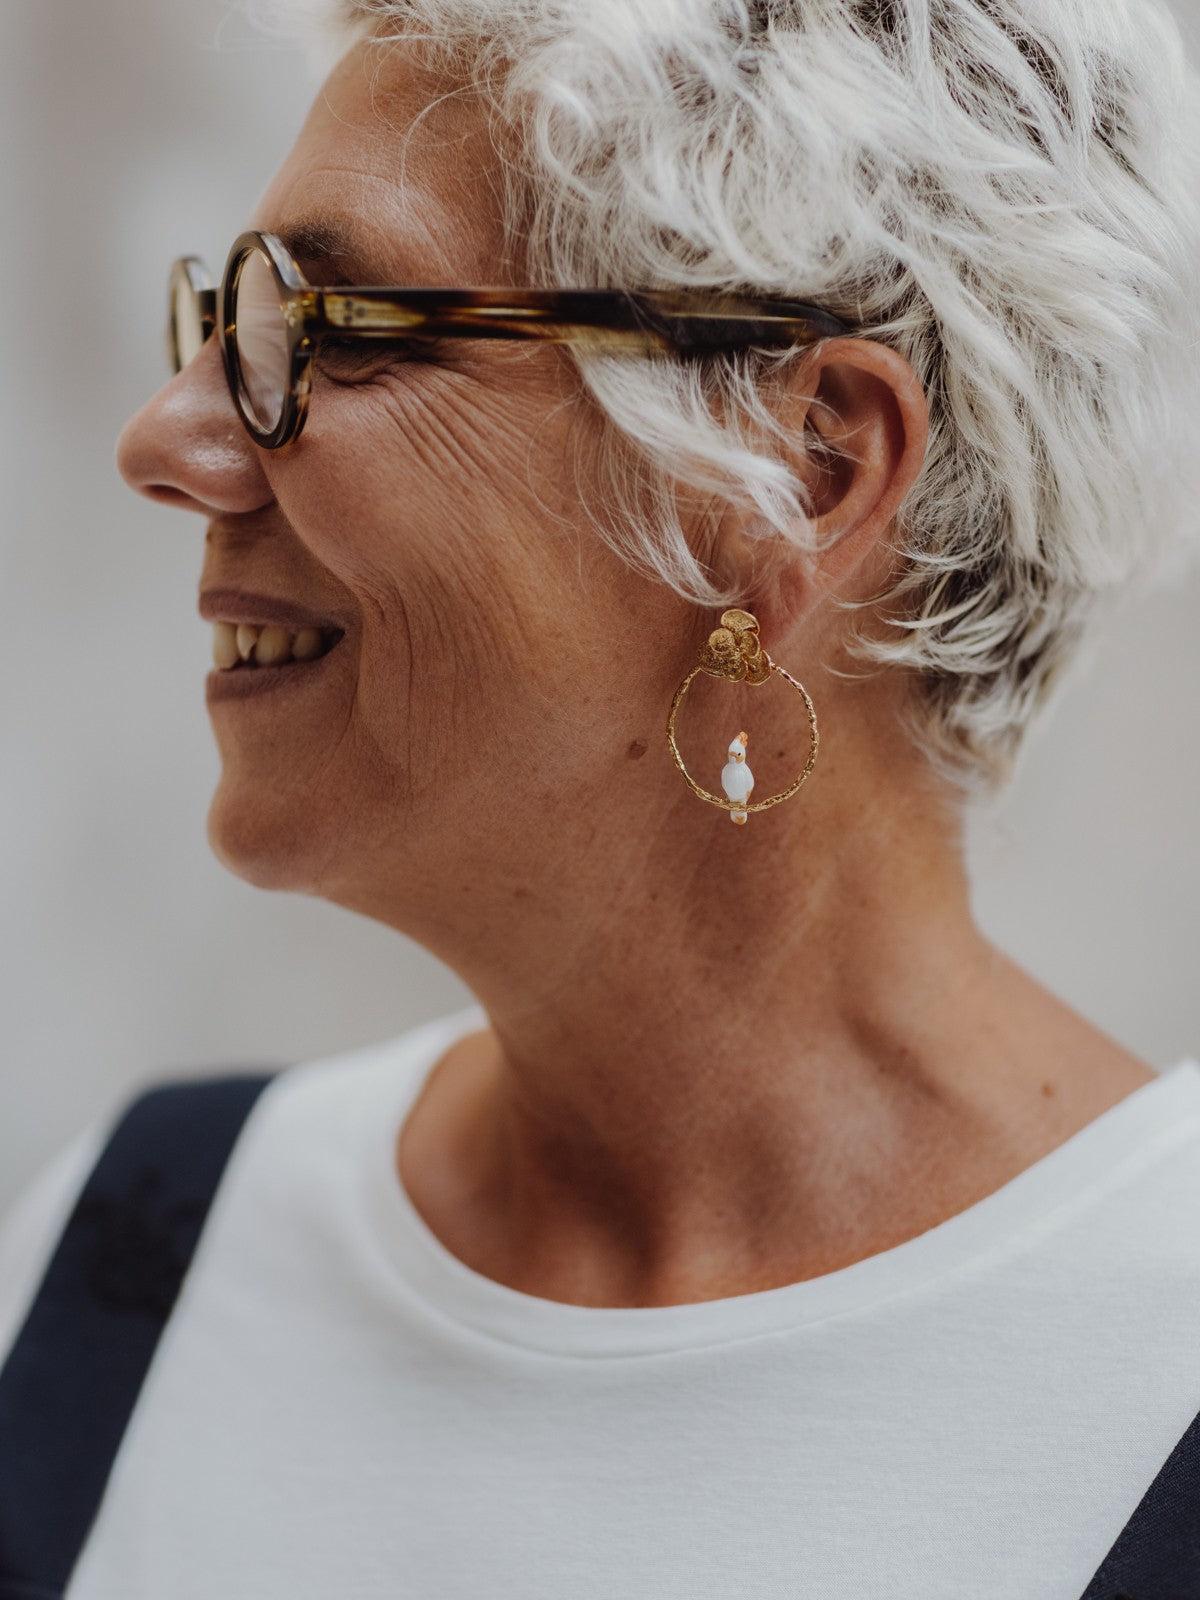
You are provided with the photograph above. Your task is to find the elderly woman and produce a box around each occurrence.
[2,0,1199,1595]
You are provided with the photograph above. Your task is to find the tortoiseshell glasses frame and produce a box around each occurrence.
[168,229,852,450]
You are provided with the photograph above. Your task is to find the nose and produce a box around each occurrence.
[116,337,274,516]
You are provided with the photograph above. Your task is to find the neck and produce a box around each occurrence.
[361,604,1158,1305]
[390,726,1150,1309]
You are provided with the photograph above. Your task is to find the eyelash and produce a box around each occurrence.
[315,336,442,376]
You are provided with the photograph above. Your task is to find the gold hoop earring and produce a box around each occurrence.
[666,609,818,826]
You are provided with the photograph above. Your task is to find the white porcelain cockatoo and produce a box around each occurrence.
[721,731,754,825]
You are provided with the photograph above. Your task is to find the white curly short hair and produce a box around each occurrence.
[265,0,1200,791]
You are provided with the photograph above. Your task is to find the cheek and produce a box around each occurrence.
[263,360,601,774]
[282,360,578,603]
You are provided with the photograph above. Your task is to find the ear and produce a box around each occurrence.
[717,337,929,635]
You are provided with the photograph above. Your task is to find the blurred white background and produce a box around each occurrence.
[1,0,1197,1213]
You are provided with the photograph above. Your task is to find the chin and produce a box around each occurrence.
[205,782,328,894]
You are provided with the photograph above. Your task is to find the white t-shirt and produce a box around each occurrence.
[4,1006,1200,1600]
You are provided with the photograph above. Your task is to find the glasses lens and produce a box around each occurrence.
[232,247,289,433]
[170,268,207,372]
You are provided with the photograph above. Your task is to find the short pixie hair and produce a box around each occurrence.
[279,0,1200,791]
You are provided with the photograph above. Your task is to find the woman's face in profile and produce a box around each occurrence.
[118,38,687,932]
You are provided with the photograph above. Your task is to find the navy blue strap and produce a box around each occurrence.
[1080,1409,1200,1599]
[0,1073,274,1600]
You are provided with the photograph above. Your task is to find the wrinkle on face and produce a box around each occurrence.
[193,30,686,923]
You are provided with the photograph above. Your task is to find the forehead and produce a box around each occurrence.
[253,37,510,284]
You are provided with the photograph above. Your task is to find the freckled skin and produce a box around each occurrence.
[117,35,1156,1307]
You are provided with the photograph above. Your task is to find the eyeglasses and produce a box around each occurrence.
[168,230,851,449]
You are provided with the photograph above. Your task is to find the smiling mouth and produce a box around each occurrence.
[211,621,345,671]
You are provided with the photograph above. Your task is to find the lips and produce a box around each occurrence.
[199,584,349,702]
[198,586,351,634]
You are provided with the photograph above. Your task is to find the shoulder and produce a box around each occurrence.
[230,1004,486,1181]
[1070,1060,1200,1287]
[0,1006,484,1362]
[0,1125,104,1359]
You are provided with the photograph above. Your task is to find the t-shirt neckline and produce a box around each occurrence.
[364,1006,1200,1359]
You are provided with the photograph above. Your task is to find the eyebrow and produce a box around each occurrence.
[275,218,372,283]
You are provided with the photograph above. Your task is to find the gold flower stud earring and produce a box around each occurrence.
[665,609,819,826]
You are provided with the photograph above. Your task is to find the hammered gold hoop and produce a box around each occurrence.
[666,609,819,816]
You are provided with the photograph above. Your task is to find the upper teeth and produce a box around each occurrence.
[212,622,336,670]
